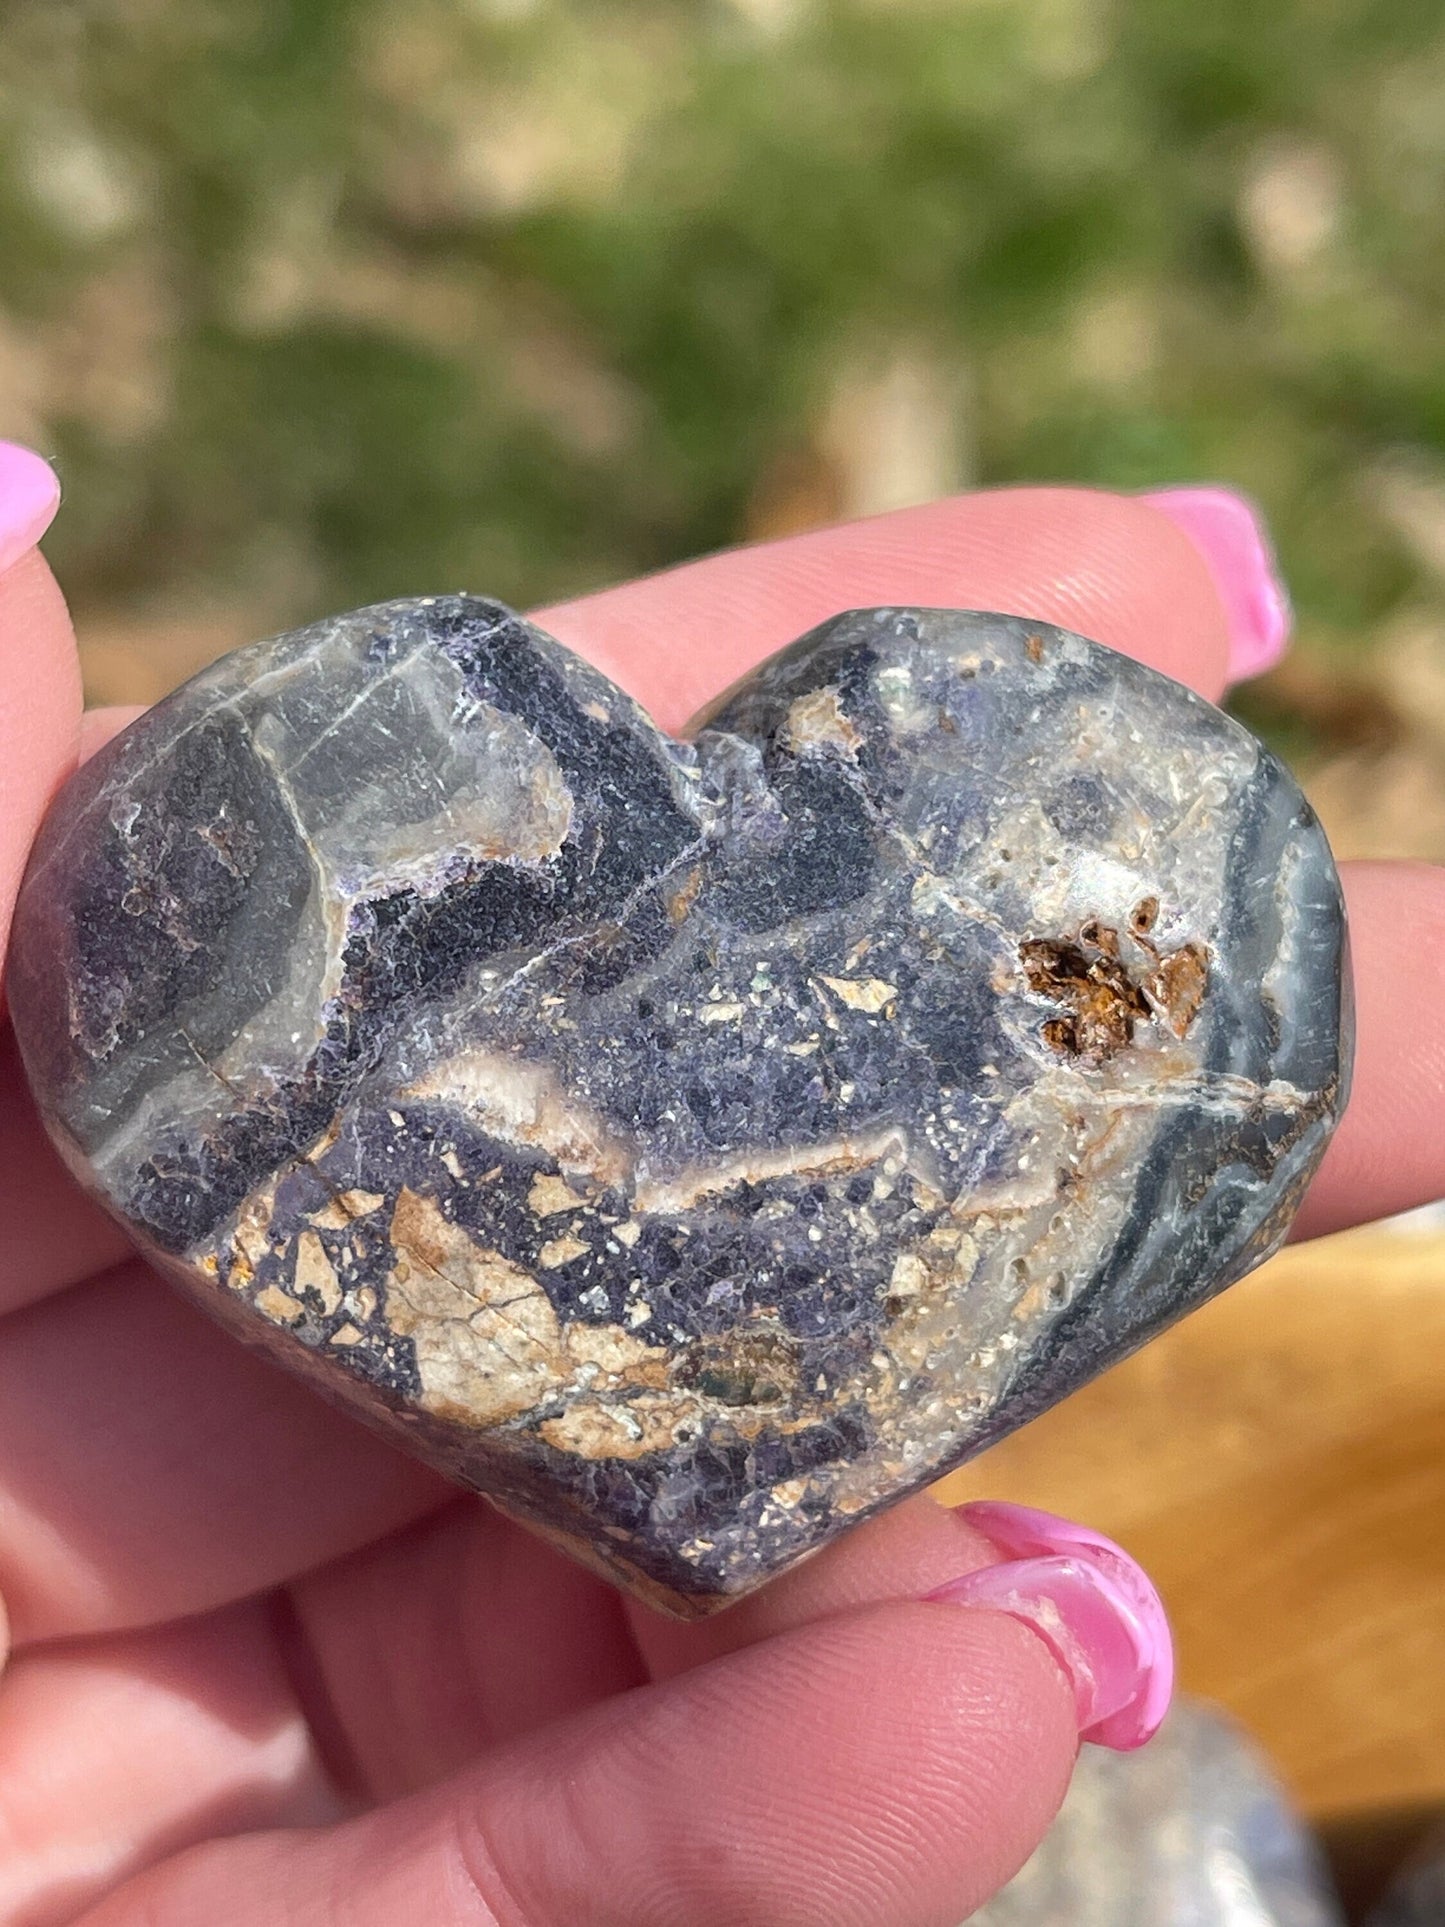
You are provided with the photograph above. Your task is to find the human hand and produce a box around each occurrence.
[0,447,1431,1925]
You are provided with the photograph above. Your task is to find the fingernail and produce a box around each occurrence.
[928,1501,1173,1751]
[1141,486,1291,682]
[0,443,61,579]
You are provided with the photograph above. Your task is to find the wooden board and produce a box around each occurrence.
[933,1225,1445,1910]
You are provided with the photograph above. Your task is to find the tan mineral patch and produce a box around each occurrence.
[887,1251,931,1300]
[1145,941,1210,1039]
[635,1126,905,1216]
[819,974,898,1014]
[563,1322,669,1381]
[384,1188,678,1446]
[386,1187,563,1426]
[539,1233,590,1269]
[310,1189,387,1230]
[665,866,703,925]
[528,1172,590,1217]
[231,1185,278,1281]
[293,1229,342,1312]
[255,1283,305,1324]
[539,1391,701,1460]
[781,687,863,760]
[928,1224,979,1264]
[401,1049,631,1186]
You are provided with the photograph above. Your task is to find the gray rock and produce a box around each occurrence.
[971,1698,1346,1926]
[8,599,1351,1613]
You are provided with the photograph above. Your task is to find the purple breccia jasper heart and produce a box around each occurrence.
[7,600,1351,1615]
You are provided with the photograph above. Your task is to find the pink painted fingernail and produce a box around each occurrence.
[0,443,60,578]
[928,1501,1173,1751]
[1141,486,1291,682]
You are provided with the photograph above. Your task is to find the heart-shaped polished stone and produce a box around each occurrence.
[9,599,1350,1614]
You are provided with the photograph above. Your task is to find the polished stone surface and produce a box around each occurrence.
[973,1698,1346,1926]
[9,598,1351,1611]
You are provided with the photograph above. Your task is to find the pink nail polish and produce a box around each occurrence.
[1141,486,1291,683]
[0,443,61,579]
[929,1501,1173,1751]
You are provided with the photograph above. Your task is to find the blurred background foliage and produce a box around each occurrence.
[4,0,1445,853]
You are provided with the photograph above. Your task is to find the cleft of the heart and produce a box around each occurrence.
[8,598,1351,1615]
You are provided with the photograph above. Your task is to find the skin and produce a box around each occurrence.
[0,488,1435,1926]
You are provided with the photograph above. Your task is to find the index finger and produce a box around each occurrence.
[0,520,127,1305]
[538,485,1239,729]
[0,542,82,972]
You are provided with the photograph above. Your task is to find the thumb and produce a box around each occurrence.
[76,1500,1168,1927]
[77,1608,1072,1927]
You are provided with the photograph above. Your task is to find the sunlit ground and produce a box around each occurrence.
[3,0,1445,866]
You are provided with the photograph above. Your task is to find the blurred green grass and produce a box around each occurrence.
[3,0,1445,720]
